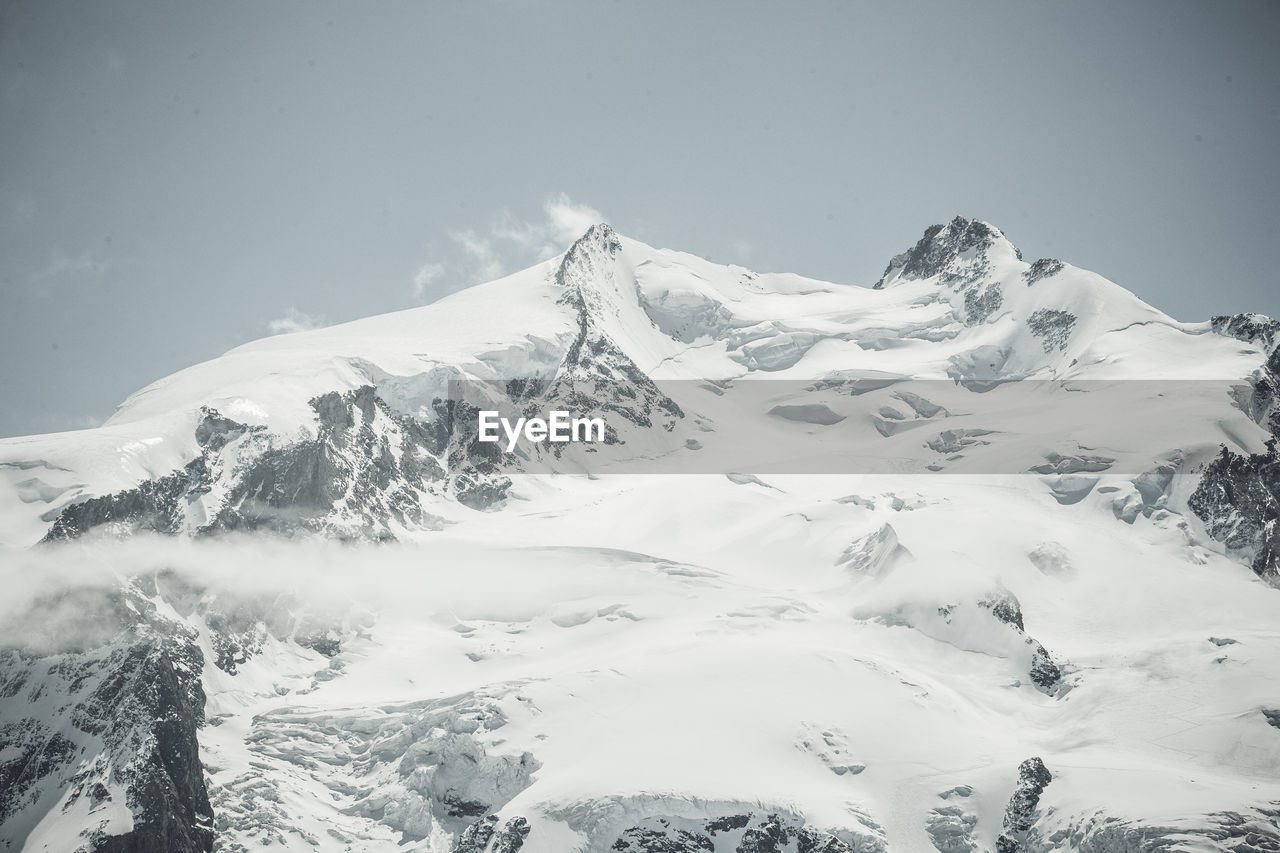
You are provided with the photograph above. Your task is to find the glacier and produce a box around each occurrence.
[1,217,1278,853]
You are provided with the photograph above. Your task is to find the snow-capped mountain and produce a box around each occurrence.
[1,218,1278,853]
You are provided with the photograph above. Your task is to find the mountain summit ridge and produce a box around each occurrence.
[874,216,1023,290]
[2,217,1280,853]
[0,216,1276,548]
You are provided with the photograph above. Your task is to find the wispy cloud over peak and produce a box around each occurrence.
[267,308,325,335]
[409,194,606,304]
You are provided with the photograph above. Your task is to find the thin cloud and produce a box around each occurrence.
[544,194,603,245]
[447,229,505,282]
[410,194,606,304]
[267,308,325,335]
[15,410,105,437]
[26,250,111,294]
[412,261,446,300]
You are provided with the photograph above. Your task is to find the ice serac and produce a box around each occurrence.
[925,787,979,853]
[2,218,1280,853]
[1018,803,1280,853]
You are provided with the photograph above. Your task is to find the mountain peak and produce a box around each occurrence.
[554,222,621,290]
[874,216,1022,289]
[571,221,621,256]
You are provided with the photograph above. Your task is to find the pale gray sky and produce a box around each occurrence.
[2,0,1278,438]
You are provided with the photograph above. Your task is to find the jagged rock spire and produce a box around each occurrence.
[875,216,1022,289]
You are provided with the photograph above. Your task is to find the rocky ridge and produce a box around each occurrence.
[2,219,1279,851]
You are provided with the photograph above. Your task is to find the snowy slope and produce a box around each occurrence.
[2,220,1269,535]
[2,218,1279,853]
[0,219,1268,546]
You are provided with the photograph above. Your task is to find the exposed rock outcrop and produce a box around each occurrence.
[1023,259,1064,286]
[996,757,1052,853]
[978,591,1063,693]
[0,582,212,852]
[1211,312,1280,438]
[1026,309,1077,352]
[547,224,683,435]
[1189,442,1280,586]
[453,814,530,853]
[874,217,1017,289]
[43,387,467,542]
[608,812,866,853]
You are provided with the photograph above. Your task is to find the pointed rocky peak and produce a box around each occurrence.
[874,216,1023,289]
[540,222,683,430]
[553,222,630,334]
[554,222,622,291]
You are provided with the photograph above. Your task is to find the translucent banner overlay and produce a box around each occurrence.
[442,378,1270,475]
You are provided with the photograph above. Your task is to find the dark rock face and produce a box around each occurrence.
[1212,313,1280,354]
[996,758,1052,853]
[1211,313,1280,437]
[548,224,683,436]
[1026,309,1077,353]
[0,583,212,852]
[453,815,530,853]
[1026,649,1064,694]
[0,573,368,852]
[981,590,1025,631]
[1186,316,1280,582]
[613,823,716,852]
[192,409,257,452]
[609,813,861,853]
[41,227,688,544]
[454,814,500,852]
[206,387,449,534]
[44,387,465,543]
[962,283,1004,325]
[1023,259,1064,286]
[1189,443,1280,586]
[874,217,1010,288]
[978,591,1063,693]
[80,646,211,853]
[492,816,531,852]
[41,453,212,541]
[1122,318,1279,586]
[873,217,1016,327]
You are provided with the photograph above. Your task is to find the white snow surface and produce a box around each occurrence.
[1,221,1278,852]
